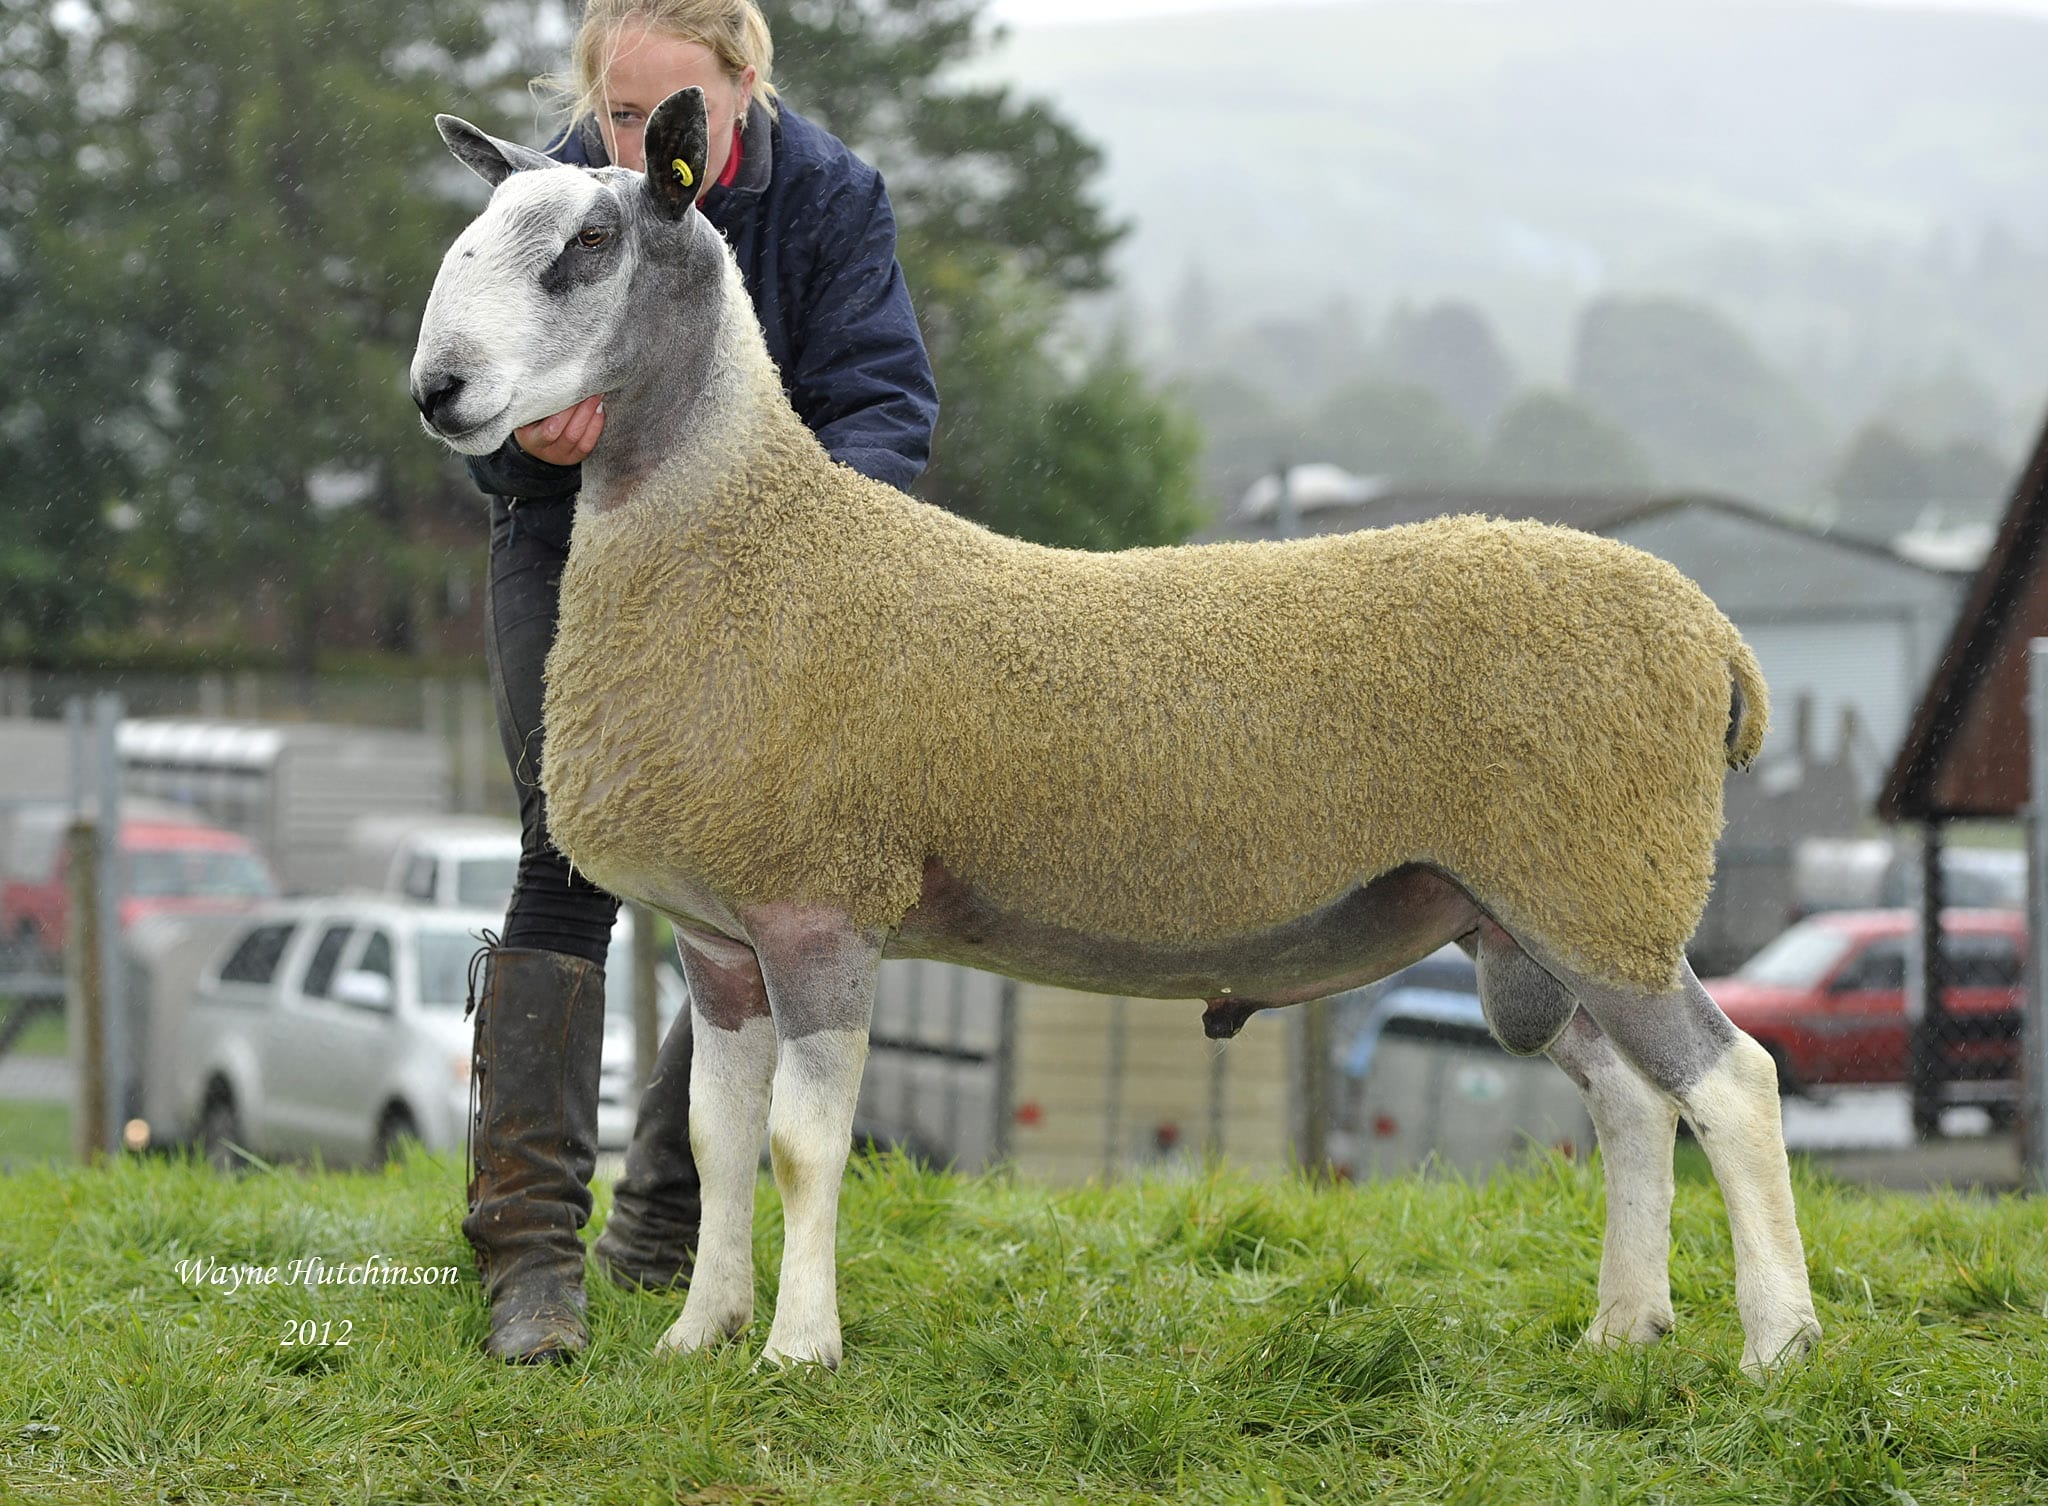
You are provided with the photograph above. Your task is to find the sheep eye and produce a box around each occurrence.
[577,227,610,249]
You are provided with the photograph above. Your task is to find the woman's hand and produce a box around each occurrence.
[513,394,606,464]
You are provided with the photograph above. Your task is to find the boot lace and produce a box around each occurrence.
[463,929,502,1252]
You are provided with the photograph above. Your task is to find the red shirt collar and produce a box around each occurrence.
[717,126,743,188]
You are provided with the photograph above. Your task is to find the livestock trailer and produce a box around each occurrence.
[117,720,449,895]
[859,950,1599,1184]
[858,959,1296,1183]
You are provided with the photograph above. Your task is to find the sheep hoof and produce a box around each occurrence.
[1202,997,1266,1040]
[1740,1317,1822,1379]
[1584,1307,1674,1350]
[655,1305,750,1358]
[760,1327,842,1371]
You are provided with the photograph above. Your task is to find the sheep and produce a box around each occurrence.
[411,86,1822,1377]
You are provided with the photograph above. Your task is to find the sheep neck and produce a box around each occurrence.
[576,240,801,523]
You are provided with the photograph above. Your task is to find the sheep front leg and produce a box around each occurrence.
[747,905,882,1370]
[658,930,776,1357]
[1547,1008,1680,1347]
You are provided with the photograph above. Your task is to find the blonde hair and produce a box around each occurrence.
[540,0,780,134]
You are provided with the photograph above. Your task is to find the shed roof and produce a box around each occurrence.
[1204,482,1936,580]
[1877,413,2048,822]
[1200,482,1675,542]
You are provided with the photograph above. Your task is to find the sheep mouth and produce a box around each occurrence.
[424,407,511,453]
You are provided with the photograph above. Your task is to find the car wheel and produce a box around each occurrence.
[10,919,49,972]
[200,1091,247,1174]
[1911,1092,1944,1142]
[373,1106,421,1169]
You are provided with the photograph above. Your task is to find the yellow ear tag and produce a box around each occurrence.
[672,157,695,188]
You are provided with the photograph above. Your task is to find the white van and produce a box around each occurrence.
[341,814,522,912]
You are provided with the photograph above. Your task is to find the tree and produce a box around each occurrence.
[1831,424,1931,510]
[765,0,1198,548]
[1386,301,1517,431]
[0,1,146,661]
[766,0,1120,295]
[1922,438,2014,514]
[1168,370,1305,515]
[25,0,507,673]
[1571,295,1830,506]
[0,0,582,670]
[6,0,1197,675]
[1307,378,1478,484]
[1830,422,2014,537]
[1482,391,1655,491]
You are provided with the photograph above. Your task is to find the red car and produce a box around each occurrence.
[1,816,277,964]
[1703,909,2024,1095]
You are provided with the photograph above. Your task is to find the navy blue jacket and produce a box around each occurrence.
[466,99,939,500]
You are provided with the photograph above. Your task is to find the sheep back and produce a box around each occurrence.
[542,430,1765,996]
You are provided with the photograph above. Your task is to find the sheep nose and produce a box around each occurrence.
[413,371,465,428]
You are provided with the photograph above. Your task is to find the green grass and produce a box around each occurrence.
[2,1150,2046,1504]
[0,1100,69,1168]
[7,1007,67,1058]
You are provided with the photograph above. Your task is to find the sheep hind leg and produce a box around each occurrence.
[1464,921,1678,1348]
[1546,1008,1680,1348]
[1536,946,1821,1376]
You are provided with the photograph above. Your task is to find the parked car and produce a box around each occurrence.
[172,897,684,1169]
[341,814,522,912]
[1,812,276,965]
[1702,909,2024,1099]
[1326,945,1593,1179]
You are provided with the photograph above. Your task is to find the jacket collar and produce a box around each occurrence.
[711,98,775,200]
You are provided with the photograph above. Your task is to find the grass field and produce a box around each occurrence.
[8,1007,67,1058]
[2,1148,2045,1504]
[0,1100,69,1167]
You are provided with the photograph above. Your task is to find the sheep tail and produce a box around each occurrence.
[1725,640,1769,771]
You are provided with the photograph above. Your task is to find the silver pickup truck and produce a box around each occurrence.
[143,898,679,1169]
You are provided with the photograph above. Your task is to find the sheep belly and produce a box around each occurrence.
[888,858,1481,1006]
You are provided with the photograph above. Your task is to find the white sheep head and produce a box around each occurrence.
[411,86,719,459]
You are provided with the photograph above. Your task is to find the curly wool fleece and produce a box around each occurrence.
[542,399,1766,995]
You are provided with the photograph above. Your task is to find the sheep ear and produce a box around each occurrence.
[436,115,556,187]
[643,87,709,221]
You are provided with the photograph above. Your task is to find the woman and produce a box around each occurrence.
[464,0,939,1364]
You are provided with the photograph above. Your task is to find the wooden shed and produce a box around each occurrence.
[1877,411,2048,1134]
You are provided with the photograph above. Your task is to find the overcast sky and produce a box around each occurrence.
[988,0,2048,28]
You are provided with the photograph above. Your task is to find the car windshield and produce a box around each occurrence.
[126,848,274,899]
[1734,924,1858,987]
[454,857,518,912]
[417,930,483,1010]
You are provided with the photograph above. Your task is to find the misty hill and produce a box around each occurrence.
[972,0,2048,462]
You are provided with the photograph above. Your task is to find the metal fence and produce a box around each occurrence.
[0,695,125,1165]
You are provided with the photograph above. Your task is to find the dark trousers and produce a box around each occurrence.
[484,495,620,966]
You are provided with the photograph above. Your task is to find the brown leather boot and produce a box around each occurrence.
[592,1008,702,1291]
[462,944,606,1363]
